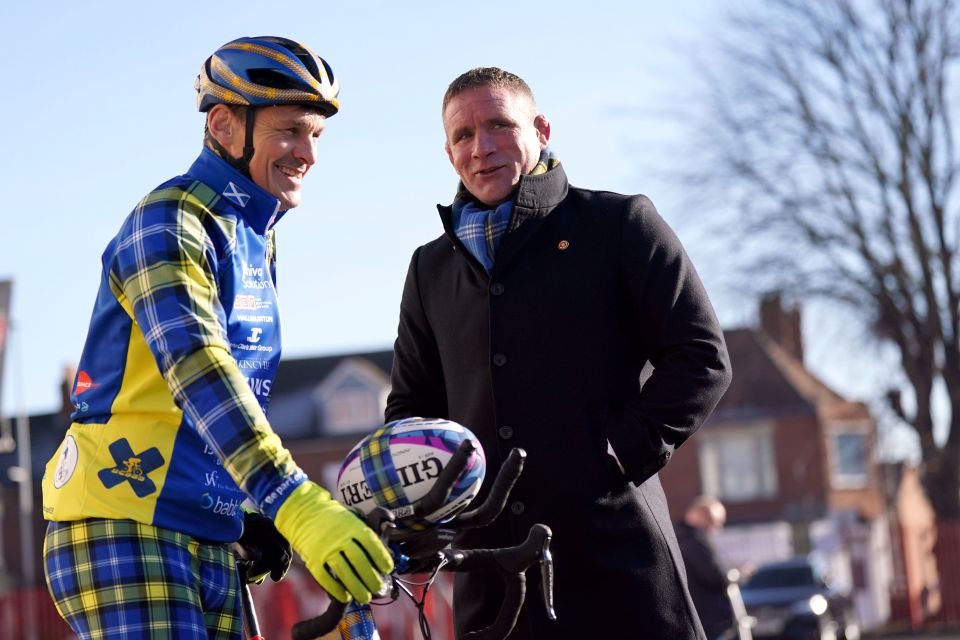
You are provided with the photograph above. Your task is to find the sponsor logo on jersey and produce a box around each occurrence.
[223,182,251,208]
[237,359,270,370]
[231,342,275,353]
[74,370,101,396]
[246,327,263,343]
[200,492,241,516]
[97,438,165,498]
[203,444,224,466]
[246,376,272,398]
[263,472,306,506]
[234,295,274,311]
[243,263,264,278]
[53,435,79,489]
[242,263,271,290]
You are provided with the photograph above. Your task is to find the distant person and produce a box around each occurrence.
[40,36,391,639]
[386,66,732,639]
[676,496,737,640]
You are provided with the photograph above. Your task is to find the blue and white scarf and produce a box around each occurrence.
[452,149,560,271]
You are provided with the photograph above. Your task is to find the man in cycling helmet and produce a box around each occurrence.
[41,36,392,639]
[386,67,732,639]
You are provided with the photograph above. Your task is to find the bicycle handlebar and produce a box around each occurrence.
[443,523,555,640]
[290,599,346,640]
[451,447,525,529]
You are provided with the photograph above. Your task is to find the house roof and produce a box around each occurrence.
[273,349,393,395]
[711,328,869,424]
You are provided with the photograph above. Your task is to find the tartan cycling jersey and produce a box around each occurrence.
[42,148,307,542]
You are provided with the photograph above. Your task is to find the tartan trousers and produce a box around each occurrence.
[43,518,243,639]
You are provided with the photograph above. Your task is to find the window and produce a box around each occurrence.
[313,358,390,435]
[324,388,382,434]
[828,422,870,489]
[699,421,777,502]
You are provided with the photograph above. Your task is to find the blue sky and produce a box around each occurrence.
[0,1,895,447]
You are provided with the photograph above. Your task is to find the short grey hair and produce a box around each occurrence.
[442,67,536,114]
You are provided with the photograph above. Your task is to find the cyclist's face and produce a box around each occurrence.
[248,106,326,210]
[443,85,550,207]
[218,105,326,211]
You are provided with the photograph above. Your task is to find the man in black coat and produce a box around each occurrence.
[675,496,737,639]
[386,67,732,639]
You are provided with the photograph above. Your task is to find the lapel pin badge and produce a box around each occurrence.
[558,240,570,250]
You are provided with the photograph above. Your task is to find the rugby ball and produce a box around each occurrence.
[335,417,486,532]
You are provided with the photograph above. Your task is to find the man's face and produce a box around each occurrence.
[224,105,326,210]
[443,85,549,207]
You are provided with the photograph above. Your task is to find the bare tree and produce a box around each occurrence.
[692,0,960,517]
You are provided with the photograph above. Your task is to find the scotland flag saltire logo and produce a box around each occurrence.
[223,182,251,208]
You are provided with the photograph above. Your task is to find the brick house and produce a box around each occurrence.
[659,295,892,631]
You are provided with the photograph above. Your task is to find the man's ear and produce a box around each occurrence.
[207,104,238,150]
[534,114,551,149]
[444,140,455,168]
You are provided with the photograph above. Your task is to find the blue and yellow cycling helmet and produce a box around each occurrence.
[196,36,339,116]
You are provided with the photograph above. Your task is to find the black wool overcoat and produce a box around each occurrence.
[386,164,732,639]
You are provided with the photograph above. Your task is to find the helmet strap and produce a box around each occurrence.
[207,107,257,180]
[238,108,257,176]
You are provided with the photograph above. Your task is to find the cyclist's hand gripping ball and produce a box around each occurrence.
[274,480,394,603]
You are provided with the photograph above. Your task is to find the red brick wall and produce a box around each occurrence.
[661,415,831,523]
[929,520,960,625]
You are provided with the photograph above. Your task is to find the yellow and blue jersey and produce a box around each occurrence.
[42,148,306,542]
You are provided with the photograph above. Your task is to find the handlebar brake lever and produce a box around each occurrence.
[538,529,556,621]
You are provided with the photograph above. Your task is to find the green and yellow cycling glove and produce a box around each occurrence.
[274,480,393,603]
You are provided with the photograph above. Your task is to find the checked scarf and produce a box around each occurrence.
[453,149,560,271]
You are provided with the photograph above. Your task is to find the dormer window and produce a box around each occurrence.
[313,358,390,435]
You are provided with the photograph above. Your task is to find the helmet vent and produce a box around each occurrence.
[248,69,303,90]
[319,59,335,85]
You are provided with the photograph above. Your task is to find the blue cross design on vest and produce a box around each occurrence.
[97,438,165,498]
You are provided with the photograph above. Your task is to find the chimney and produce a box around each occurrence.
[759,293,804,363]
[60,364,77,418]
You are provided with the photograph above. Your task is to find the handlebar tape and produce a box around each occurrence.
[453,448,526,528]
[290,599,347,640]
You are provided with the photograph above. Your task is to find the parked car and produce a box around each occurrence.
[738,555,860,640]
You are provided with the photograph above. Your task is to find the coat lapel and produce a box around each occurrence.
[491,165,569,276]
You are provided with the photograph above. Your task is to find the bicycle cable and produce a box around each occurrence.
[394,553,450,640]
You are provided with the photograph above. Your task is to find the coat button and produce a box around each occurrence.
[510,500,525,515]
[492,353,508,367]
[498,426,514,440]
[490,283,505,295]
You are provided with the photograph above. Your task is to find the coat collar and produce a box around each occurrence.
[187,147,285,235]
[437,162,570,231]
[513,161,569,215]
[436,163,570,276]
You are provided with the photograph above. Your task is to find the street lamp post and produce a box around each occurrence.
[6,316,37,640]
[8,413,34,640]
